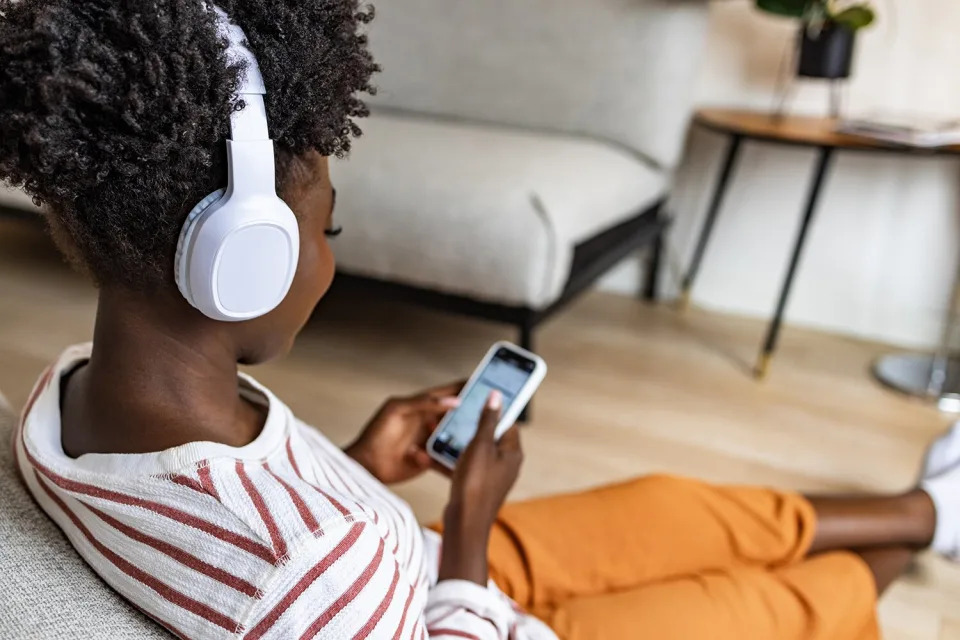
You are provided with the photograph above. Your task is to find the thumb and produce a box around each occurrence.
[475,390,503,443]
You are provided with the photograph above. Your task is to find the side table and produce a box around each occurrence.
[681,108,960,383]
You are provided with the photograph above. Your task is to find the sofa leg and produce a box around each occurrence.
[517,322,535,423]
[643,227,663,302]
[519,322,534,354]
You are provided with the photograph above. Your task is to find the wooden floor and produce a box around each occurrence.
[2,217,959,638]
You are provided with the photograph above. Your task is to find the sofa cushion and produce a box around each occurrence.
[0,185,40,211]
[331,112,667,309]
[0,391,170,639]
[365,0,710,169]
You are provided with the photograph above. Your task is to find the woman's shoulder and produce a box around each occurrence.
[200,452,373,551]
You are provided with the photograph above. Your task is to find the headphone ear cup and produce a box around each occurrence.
[178,193,300,322]
[175,189,225,306]
[211,198,299,320]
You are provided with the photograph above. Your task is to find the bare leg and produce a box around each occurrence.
[806,489,936,555]
[854,546,916,595]
[803,491,934,596]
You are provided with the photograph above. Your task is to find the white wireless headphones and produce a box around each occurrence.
[174,6,299,322]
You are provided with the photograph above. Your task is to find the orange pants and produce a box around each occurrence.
[487,475,879,640]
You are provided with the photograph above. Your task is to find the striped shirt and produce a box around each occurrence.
[15,344,557,640]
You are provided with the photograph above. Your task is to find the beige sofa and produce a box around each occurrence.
[0,186,40,215]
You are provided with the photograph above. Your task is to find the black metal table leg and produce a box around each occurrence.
[756,146,835,378]
[681,134,743,308]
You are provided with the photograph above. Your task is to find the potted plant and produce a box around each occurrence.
[756,0,876,79]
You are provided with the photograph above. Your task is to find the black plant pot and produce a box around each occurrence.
[797,23,856,79]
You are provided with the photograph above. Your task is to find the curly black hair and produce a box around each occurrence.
[0,0,376,289]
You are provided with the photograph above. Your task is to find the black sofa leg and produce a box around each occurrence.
[517,321,535,423]
[519,322,534,353]
[643,225,664,302]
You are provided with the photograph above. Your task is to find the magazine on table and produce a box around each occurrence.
[836,113,960,148]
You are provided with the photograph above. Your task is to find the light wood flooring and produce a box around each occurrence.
[1,217,959,638]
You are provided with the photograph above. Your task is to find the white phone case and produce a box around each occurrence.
[426,341,547,469]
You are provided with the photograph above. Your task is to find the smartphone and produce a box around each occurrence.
[427,341,547,470]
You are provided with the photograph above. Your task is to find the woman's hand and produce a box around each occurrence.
[439,390,524,585]
[345,381,463,485]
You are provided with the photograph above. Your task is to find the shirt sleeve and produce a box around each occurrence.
[424,579,516,639]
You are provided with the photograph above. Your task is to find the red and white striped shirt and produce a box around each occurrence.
[16,344,557,640]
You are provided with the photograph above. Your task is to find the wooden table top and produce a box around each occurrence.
[695,108,960,155]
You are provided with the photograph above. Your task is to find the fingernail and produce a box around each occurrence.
[488,390,502,411]
[439,397,461,408]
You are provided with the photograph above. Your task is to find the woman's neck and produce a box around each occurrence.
[60,289,265,457]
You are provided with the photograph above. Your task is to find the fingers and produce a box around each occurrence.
[396,393,461,415]
[389,380,466,416]
[475,390,502,442]
[413,419,436,446]
[498,423,521,452]
[406,446,432,469]
[424,379,468,398]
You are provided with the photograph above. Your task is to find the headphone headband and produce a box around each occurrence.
[212,4,268,141]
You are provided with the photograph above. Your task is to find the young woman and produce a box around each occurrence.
[2,1,957,639]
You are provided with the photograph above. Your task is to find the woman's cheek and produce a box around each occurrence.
[314,236,336,299]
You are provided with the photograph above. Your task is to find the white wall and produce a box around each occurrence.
[600,0,960,350]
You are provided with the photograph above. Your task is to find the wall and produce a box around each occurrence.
[600,0,960,349]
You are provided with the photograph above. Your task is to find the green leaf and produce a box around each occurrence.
[830,6,876,30]
[755,0,811,18]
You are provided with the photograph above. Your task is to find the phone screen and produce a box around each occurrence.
[431,347,536,463]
